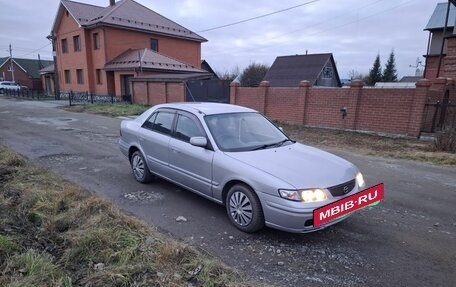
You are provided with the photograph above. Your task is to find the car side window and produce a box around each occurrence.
[175,115,204,142]
[142,112,157,130]
[143,111,174,135]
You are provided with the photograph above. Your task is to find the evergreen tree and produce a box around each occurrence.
[382,50,398,82]
[367,54,382,86]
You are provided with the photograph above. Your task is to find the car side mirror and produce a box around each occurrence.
[190,136,207,147]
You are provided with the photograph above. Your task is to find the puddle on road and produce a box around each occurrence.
[38,153,83,163]
[22,117,78,126]
[122,190,164,203]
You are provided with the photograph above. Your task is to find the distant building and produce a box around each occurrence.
[201,60,219,79]
[263,53,341,87]
[0,57,53,90]
[424,2,456,80]
[399,76,423,83]
[50,0,207,97]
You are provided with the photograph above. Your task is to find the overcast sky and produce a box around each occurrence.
[0,0,443,79]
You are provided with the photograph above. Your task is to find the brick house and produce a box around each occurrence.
[263,53,341,87]
[50,0,207,97]
[424,1,456,80]
[0,57,53,90]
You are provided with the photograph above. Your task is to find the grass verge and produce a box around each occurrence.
[0,146,263,287]
[282,124,456,166]
[63,103,149,117]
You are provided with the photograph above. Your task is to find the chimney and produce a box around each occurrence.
[110,0,115,6]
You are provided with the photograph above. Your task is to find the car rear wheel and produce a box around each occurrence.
[130,151,154,183]
[226,184,264,232]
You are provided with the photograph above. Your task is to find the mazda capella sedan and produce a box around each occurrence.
[119,103,365,233]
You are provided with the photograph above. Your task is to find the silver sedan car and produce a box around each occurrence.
[119,103,365,233]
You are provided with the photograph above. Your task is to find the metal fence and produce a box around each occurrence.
[185,79,230,103]
[58,91,131,106]
[1,88,54,100]
[422,99,456,133]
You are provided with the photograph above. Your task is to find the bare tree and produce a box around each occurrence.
[217,66,240,81]
[239,63,269,87]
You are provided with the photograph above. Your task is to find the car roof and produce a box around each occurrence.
[155,102,257,115]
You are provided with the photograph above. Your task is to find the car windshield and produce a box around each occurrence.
[204,112,291,152]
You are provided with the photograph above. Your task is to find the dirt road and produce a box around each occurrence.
[1,97,454,287]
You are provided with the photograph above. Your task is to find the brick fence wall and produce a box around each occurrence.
[131,80,185,105]
[230,78,445,137]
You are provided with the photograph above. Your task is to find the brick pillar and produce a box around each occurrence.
[230,81,240,104]
[431,77,447,91]
[407,79,432,137]
[447,78,456,102]
[299,80,311,124]
[347,79,364,130]
[444,36,456,79]
[258,81,270,114]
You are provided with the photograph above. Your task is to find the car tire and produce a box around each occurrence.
[130,151,154,183]
[226,184,265,232]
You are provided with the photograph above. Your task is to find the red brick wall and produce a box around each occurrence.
[131,80,184,105]
[305,88,350,129]
[231,79,434,137]
[425,56,439,81]
[103,27,201,67]
[166,83,185,102]
[265,88,303,123]
[356,89,415,134]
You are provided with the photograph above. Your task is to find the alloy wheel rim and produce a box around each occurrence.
[229,191,253,226]
[132,155,144,179]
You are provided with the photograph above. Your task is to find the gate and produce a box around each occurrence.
[185,79,230,103]
[422,90,456,133]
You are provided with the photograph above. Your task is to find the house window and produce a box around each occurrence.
[150,38,158,52]
[64,70,71,84]
[322,66,333,79]
[93,33,100,50]
[76,69,84,84]
[73,35,81,52]
[61,38,68,53]
[96,69,102,85]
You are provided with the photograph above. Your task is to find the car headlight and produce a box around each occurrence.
[279,188,327,202]
[356,172,365,188]
[278,189,301,201]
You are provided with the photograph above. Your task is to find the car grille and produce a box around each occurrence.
[327,179,356,197]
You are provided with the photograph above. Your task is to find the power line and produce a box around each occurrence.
[205,0,413,56]
[197,0,321,33]
[16,43,52,58]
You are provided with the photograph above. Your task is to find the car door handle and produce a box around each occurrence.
[139,137,145,141]
[171,147,180,154]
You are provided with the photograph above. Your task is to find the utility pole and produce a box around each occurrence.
[9,44,15,82]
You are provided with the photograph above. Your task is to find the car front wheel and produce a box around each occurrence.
[226,184,264,232]
[130,151,154,183]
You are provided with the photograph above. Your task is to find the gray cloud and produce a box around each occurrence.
[0,0,440,78]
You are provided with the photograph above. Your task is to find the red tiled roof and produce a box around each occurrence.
[58,0,206,42]
[104,48,207,73]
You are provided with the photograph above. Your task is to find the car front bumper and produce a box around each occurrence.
[259,192,355,233]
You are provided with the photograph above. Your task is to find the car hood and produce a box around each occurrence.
[225,143,357,189]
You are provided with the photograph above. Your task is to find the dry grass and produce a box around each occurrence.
[282,124,456,166]
[0,146,265,287]
[63,103,149,117]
